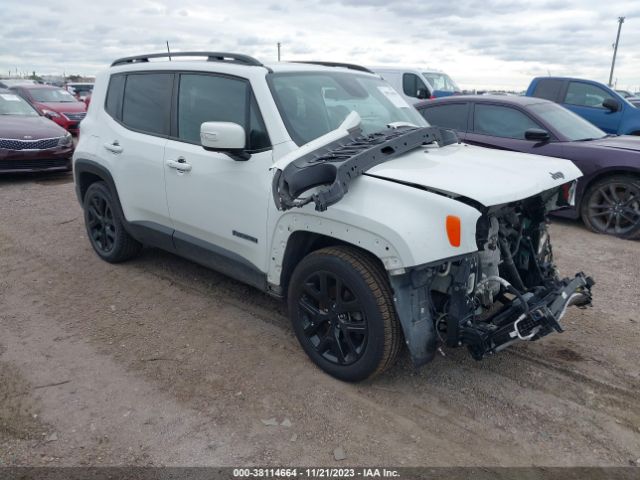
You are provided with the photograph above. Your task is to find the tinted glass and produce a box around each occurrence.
[105,74,125,119]
[474,104,541,139]
[532,79,564,101]
[271,72,426,146]
[564,82,615,108]
[177,74,269,150]
[122,73,172,135]
[420,103,468,131]
[402,73,429,98]
[528,102,605,141]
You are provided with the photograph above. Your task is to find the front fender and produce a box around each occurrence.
[267,175,482,285]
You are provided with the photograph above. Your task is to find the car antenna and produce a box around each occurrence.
[166,41,172,61]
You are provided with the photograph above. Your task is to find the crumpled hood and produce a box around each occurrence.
[366,142,582,207]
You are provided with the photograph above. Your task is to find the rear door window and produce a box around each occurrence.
[419,103,469,131]
[532,79,564,101]
[473,104,541,139]
[121,73,173,135]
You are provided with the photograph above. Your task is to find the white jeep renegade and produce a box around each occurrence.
[74,52,593,382]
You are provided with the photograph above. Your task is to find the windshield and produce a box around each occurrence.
[29,88,78,103]
[0,92,39,116]
[423,72,460,92]
[528,102,606,141]
[270,72,427,145]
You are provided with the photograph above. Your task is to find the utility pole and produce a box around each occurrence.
[277,42,281,62]
[608,16,625,87]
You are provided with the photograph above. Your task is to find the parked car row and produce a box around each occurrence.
[0,89,74,173]
[9,84,87,135]
[1,59,638,240]
[417,95,640,239]
[0,78,93,174]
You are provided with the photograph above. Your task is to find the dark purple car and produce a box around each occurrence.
[416,95,640,239]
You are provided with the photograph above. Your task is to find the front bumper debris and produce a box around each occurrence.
[462,273,594,360]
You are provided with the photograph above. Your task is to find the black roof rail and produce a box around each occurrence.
[111,51,265,68]
[291,61,374,74]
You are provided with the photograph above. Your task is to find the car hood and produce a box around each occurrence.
[272,116,582,208]
[365,143,582,207]
[36,101,86,113]
[585,135,640,152]
[0,115,67,140]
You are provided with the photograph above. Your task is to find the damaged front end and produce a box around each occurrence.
[391,191,594,366]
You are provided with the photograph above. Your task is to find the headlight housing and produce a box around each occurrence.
[58,132,73,147]
[41,109,60,119]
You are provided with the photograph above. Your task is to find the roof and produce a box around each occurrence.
[415,95,553,109]
[10,84,62,90]
[108,52,377,77]
[109,59,377,79]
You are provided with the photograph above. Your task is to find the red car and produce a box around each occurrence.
[0,89,74,173]
[10,85,87,135]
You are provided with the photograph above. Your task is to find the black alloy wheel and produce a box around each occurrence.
[83,181,142,262]
[582,175,640,239]
[288,246,403,382]
[298,270,368,366]
[87,190,116,254]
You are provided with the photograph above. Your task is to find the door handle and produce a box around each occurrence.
[166,157,192,172]
[103,141,123,154]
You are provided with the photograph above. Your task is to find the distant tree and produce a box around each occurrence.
[67,74,83,82]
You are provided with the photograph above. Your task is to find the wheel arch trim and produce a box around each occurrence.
[268,214,405,291]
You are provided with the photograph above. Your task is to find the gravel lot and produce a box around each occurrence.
[0,172,639,467]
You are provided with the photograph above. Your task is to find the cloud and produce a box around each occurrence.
[0,0,639,90]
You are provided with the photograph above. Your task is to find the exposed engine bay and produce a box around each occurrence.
[391,190,594,366]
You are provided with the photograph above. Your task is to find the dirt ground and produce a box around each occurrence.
[0,172,638,467]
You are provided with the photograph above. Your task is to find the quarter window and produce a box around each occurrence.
[121,73,173,135]
[105,74,125,119]
[419,103,468,131]
[177,73,269,150]
[564,82,615,109]
[473,104,541,139]
[402,73,429,98]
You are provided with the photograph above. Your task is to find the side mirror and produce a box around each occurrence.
[524,128,551,142]
[200,122,249,160]
[602,98,620,112]
[416,88,430,100]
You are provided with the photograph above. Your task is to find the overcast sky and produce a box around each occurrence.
[2,0,639,91]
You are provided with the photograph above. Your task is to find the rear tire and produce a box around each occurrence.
[580,175,640,239]
[288,246,403,382]
[83,181,142,262]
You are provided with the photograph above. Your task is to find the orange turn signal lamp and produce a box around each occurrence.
[446,215,461,247]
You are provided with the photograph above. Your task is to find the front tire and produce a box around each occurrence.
[288,246,403,382]
[580,175,640,239]
[83,181,142,262]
